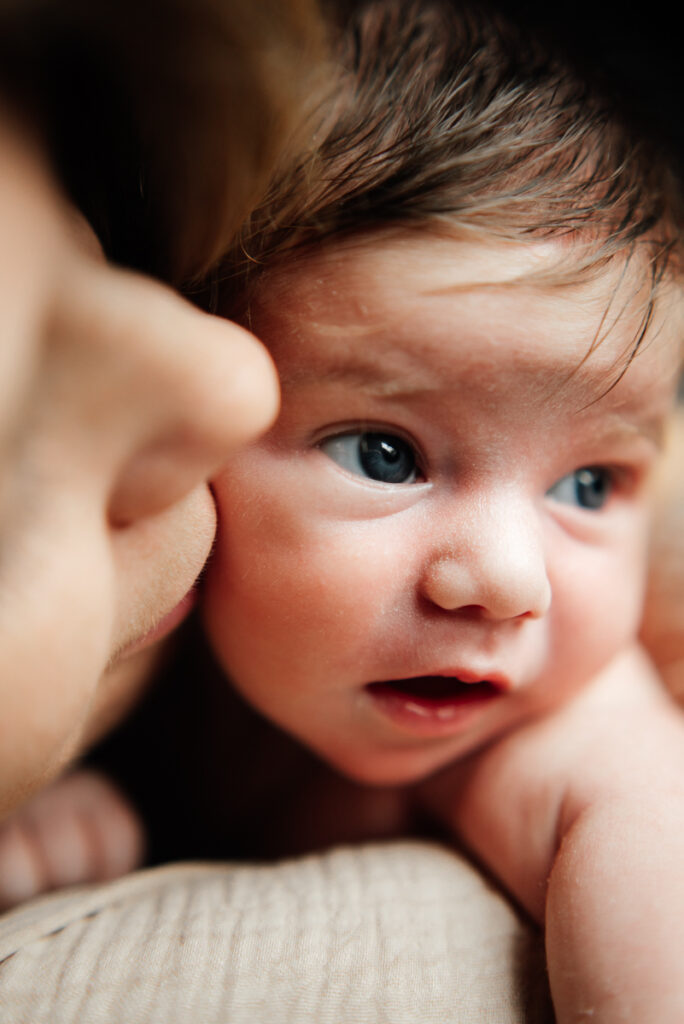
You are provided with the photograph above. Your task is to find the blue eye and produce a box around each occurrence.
[547,467,612,510]
[320,431,419,484]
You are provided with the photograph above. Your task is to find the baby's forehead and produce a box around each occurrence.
[256,227,675,312]
[251,231,682,384]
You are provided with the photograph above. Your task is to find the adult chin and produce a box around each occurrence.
[79,645,165,752]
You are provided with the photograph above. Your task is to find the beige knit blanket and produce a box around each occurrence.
[0,842,552,1023]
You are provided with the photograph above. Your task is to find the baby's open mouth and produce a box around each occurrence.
[366,676,501,703]
[363,675,505,733]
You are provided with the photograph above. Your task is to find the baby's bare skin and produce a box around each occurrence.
[201,234,684,1024]
[422,645,684,1022]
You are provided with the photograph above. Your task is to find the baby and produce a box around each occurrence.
[3,2,684,1020]
[198,3,684,1020]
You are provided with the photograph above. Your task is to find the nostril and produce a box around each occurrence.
[454,604,488,620]
[421,548,551,622]
[445,603,540,623]
[108,436,216,526]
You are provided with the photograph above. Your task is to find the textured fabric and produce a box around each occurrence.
[0,842,552,1023]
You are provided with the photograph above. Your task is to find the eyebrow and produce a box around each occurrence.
[279,357,430,397]
[584,412,668,451]
[283,354,673,448]
[286,347,667,395]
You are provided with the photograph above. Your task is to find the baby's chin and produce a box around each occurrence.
[304,737,469,788]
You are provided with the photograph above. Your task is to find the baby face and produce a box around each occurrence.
[204,233,681,784]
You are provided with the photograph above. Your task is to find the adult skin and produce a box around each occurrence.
[0,0,322,822]
[0,111,280,819]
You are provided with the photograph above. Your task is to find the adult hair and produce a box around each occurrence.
[218,0,683,320]
[0,0,324,285]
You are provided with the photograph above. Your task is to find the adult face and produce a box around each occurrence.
[0,122,279,815]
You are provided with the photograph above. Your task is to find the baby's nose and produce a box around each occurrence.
[420,495,551,621]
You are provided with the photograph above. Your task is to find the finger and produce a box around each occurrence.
[0,771,144,909]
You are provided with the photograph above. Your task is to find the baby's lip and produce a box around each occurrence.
[366,675,507,702]
[363,672,510,735]
[367,668,512,696]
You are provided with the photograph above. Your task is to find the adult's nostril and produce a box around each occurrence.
[107,435,219,527]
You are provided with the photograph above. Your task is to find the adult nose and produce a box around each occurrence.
[420,492,552,621]
[55,257,280,526]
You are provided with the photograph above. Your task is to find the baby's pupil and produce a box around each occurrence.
[575,468,609,509]
[360,433,415,483]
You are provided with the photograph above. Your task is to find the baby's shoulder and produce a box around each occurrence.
[416,645,684,916]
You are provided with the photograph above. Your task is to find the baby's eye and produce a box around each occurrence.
[547,466,613,510]
[319,431,420,484]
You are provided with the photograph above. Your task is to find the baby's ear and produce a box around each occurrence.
[640,406,684,700]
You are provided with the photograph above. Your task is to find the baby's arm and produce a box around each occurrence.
[420,646,684,1023]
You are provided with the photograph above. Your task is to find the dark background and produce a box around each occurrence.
[2,2,682,272]
[494,2,684,176]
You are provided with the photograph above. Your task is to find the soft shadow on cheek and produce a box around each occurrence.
[207,466,418,678]
[550,537,647,696]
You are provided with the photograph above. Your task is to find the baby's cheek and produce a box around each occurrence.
[546,548,647,706]
[202,469,318,683]
[203,465,414,696]
[205,509,370,669]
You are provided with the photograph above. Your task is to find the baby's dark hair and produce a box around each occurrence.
[218,0,682,323]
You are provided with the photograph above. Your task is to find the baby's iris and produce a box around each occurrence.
[547,466,612,510]
[320,431,419,484]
